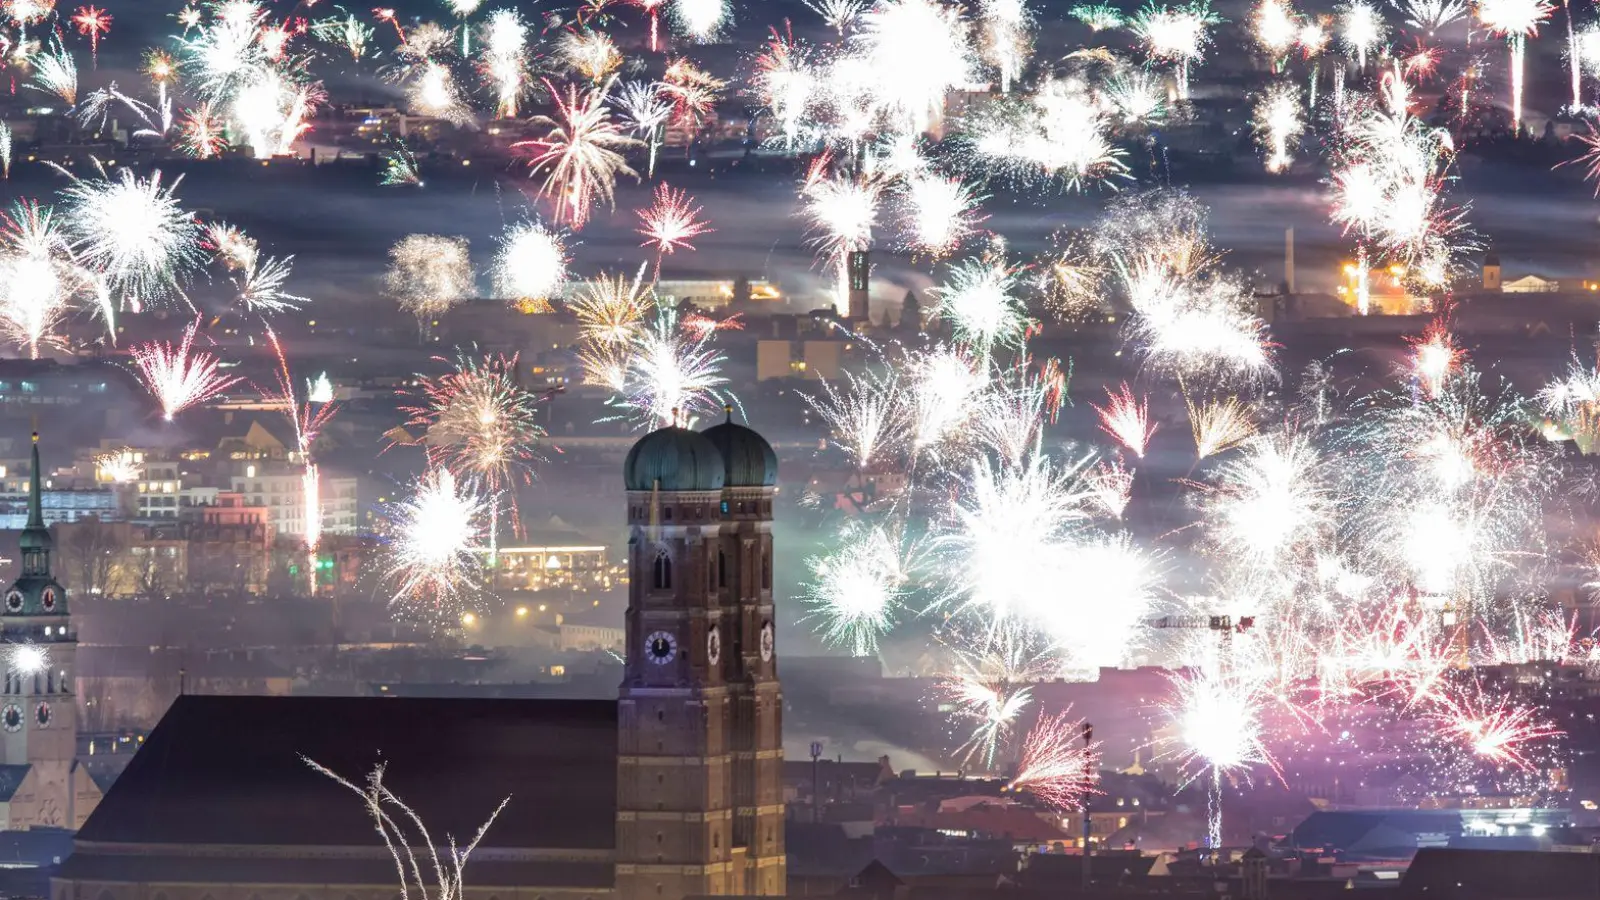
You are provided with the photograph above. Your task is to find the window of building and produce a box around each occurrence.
[717,550,726,589]
[652,551,672,590]
[761,552,771,591]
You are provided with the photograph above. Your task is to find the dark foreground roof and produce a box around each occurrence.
[1399,848,1600,899]
[76,694,619,851]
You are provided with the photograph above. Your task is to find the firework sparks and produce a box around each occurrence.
[806,366,908,470]
[805,521,913,656]
[1094,382,1157,458]
[494,220,568,311]
[807,0,865,34]
[671,0,728,41]
[557,28,620,83]
[59,165,203,312]
[384,234,473,324]
[636,183,711,278]
[569,268,651,345]
[402,351,546,543]
[619,304,731,428]
[178,103,229,158]
[1009,711,1099,810]
[1427,680,1562,769]
[28,41,78,105]
[900,173,985,258]
[71,5,111,67]
[1408,318,1460,398]
[1188,395,1258,459]
[0,200,101,358]
[380,467,489,616]
[1338,0,1387,69]
[851,0,974,133]
[1254,82,1303,173]
[130,319,243,420]
[520,79,641,230]
[933,256,1028,358]
[1132,1,1219,98]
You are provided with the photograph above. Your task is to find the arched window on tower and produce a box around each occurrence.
[762,549,771,591]
[717,549,726,589]
[652,550,673,590]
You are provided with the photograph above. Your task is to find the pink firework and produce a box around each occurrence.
[637,183,711,279]
[682,312,743,338]
[1093,382,1157,458]
[1427,680,1561,770]
[71,5,111,67]
[1008,711,1099,811]
[129,320,243,421]
[637,183,711,256]
[1407,318,1460,398]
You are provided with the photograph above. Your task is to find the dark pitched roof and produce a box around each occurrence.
[77,695,618,851]
[1400,847,1600,899]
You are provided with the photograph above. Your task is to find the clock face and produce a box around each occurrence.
[33,702,49,728]
[645,630,677,665]
[707,626,721,666]
[1,704,21,733]
[760,621,774,662]
[4,591,20,613]
[39,588,54,612]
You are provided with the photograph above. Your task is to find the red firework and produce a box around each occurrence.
[71,5,111,67]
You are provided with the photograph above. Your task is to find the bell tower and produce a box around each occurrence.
[617,426,737,900]
[1,433,79,828]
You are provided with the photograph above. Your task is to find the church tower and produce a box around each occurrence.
[1,434,80,829]
[617,419,784,900]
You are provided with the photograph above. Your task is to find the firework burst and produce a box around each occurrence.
[129,320,243,420]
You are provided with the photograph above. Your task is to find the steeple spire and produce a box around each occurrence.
[25,432,42,533]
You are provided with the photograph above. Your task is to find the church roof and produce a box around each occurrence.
[624,425,725,492]
[702,413,777,488]
[77,695,619,852]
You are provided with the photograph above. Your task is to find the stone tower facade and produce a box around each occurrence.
[2,434,82,829]
[616,422,784,900]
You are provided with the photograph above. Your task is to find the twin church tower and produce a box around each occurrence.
[617,414,786,897]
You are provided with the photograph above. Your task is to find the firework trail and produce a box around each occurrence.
[305,759,507,900]
[1477,0,1554,129]
[381,141,423,186]
[941,629,1056,769]
[805,366,908,470]
[1163,664,1282,849]
[71,5,111,67]
[801,156,881,314]
[978,0,1033,94]
[129,319,243,421]
[1338,0,1387,69]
